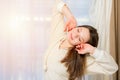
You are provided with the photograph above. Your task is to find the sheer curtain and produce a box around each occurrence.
[0,0,54,80]
[89,0,112,52]
[0,0,92,80]
[89,0,114,80]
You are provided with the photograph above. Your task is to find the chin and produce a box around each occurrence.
[67,39,74,46]
[70,41,76,46]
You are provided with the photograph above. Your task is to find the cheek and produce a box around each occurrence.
[67,30,72,40]
[66,32,74,45]
[67,32,71,40]
[67,30,80,45]
[70,39,80,46]
[73,40,81,45]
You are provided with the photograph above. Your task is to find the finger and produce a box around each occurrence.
[76,46,81,49]
[78,50,86,54]
[64,23,68,31]
[76,45,80,48]
[69,27,74,31]
[76,44,81,47]
[75,48,83,52]
[64,21,69,31]
[75,47,86,53]
[80,44,85,48]
[64,26,67,32]
[79,45,83,48]
[77,51,86,54]
[80,45,84,49]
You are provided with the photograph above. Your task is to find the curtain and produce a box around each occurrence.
[0,0,54,80]
[89,0,112,52]
[114,0,120,80]
[0,0,92,80]
[89,0,116,80]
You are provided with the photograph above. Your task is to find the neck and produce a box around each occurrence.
[60,39,74,49]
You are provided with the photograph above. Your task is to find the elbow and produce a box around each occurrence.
[111,64,118,74]
[105,64,118,75]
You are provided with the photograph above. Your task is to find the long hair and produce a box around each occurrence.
[61,25,99,80]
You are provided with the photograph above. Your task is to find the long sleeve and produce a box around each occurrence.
[43,0,66,72]
[49,0,67,45]
[86,48,118,75]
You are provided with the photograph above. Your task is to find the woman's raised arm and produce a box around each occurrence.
[62,5,77,31]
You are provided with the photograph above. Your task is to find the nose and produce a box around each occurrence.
[74,34,79,38]
[75,31,79,38]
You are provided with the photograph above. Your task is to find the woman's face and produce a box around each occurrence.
[67,27,90,46]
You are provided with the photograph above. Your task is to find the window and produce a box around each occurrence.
[0,0,92,80]
[64,0,91,25]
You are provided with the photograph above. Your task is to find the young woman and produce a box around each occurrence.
[43,0,118,80]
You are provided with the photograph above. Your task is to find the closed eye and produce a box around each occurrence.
[79,38,81,42]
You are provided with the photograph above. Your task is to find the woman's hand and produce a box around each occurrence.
[75,43,96,54]
[64,16,77,32]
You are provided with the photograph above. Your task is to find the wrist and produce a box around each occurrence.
[89,47,96,54]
